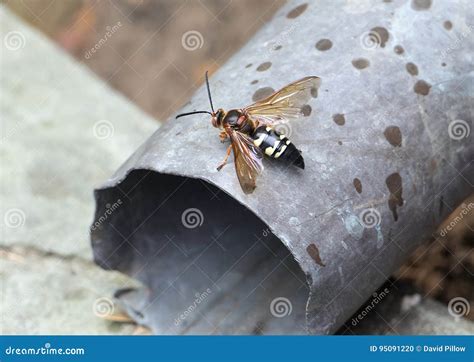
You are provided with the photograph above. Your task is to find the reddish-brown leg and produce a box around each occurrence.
[219,131,228,143]
[217,145,232,171]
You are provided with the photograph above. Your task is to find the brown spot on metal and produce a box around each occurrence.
[352,58,370,69]
[441,62,446,67]
[252,87,275,102]
[274,45,282,50]
[251,79,258,85]
[315,38,332,51]
[394,45,404,55]
[386,173,404,221]
[333,113,345,126]
[443,20,452,30]
[384,126,402,147]
[287,3,308,19]
[353,178,362,194]
[414,80,431,96]
[371,26,389,48]
[310,87,318,98]
[406,62,418,76]
[338,141,343,145]
[301,104,312,116]
[245,63,252,68]
[256,62,272,72]
[411,0,431,10]
[306,243,325,267]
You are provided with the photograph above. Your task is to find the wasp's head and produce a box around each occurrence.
[212,108,225,128]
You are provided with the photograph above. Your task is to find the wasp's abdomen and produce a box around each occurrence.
[251,126,304,169]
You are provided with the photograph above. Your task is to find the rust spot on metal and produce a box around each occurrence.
[301,104,312,116]
[414,80,431,96]
[315,38,333,51]
[245,63,252,68]
[333,113,345,126]
[394,45,404,55]
[386,173,404,221]
[384,126,402,147]
[287,3,308,19]
[406,62,418,76]
[371,26,389,48]
[251,79,259,85]
[411,0,431,11]
[306,243,325,267]
[252,87,275,102]
[256,62,272,72]
[352,58,370,69]
[353,178,362,194]
[443,20,453,30]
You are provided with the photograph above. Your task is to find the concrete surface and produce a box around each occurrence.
[0,6,156,334]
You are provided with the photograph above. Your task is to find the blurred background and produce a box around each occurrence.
[2,0,472,331]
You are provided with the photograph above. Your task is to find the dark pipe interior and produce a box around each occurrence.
[92,170,308,334]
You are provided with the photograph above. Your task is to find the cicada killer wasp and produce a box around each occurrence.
[176,72,321,194]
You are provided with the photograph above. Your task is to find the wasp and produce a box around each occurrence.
[176,72,321,194]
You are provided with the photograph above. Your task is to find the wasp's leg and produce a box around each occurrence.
[217,145,232,171]
[219,130,229,143]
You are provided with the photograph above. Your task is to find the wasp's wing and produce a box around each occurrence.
[244,76,321,125]
[228,129,263,194]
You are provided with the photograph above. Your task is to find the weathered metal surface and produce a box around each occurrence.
[91,0,473,334]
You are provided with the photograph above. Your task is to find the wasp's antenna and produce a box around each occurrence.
[175,110,212,119]
[205,71,215,114]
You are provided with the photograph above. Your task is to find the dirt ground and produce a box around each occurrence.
[6,0,473,321]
